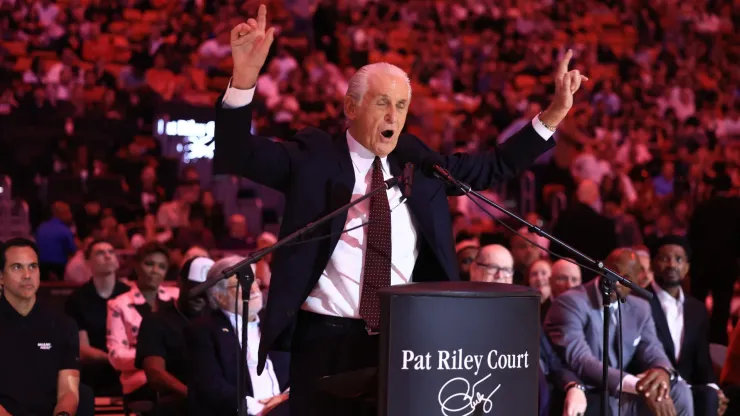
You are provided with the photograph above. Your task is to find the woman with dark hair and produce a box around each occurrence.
[106,242,179,405]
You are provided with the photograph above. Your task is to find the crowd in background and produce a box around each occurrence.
[1,0,740,414]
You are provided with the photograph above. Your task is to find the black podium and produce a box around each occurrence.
[377,282,541,416]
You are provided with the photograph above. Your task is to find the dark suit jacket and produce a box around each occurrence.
[185,310,289,416]
[540,331,581,416]
[214,99,554,371]
[551,203,617,281]
[647,285,716,385]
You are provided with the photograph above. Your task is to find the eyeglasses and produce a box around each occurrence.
[475,262,514,277]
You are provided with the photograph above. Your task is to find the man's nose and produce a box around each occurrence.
[385,107,397,123]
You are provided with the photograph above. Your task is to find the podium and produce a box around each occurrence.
[377,282,541,416]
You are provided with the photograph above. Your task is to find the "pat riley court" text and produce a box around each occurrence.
[401,349,530,376]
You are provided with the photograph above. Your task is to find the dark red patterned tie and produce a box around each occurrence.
[359,157,392,330]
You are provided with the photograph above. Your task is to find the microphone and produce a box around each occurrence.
[401,162,414,200]
[420,155,471,193]
[384,176,398,189]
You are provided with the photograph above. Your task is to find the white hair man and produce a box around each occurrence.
[216,4,588,414]
[185,256,290,416]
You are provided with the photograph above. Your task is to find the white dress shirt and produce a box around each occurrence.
[221,83,554,319]
[652,282,685,361]
[222,310,281,415]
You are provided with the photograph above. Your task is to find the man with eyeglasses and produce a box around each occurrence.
[469,244,515,284]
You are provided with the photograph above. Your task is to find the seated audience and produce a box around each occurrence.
[632,245,654,289]
[35,201,77,281]
[647,236,728,415]
[0,238,79,416]
[545,248,692,415]
[528,258,552,321]
[510,231,544,285]
[469,244,514,284]
[107,242,179,403]
[255,232,277,302]
[218,214,254,250]
[186,256,290,416]
[455,239,480,282]
[136,256,214,415]
[550,259,582,298]
[65,239,130,396]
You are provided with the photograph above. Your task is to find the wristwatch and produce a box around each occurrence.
[565,382,586,392]
[660,367,679,385]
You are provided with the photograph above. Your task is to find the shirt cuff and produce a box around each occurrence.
[223,78,256,109]
[707,383,720,391]
[621,374,641,395]
[245,395,265,415]
[531,116,555,141]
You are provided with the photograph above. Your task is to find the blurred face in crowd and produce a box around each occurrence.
[229,214,247,238]
[0,246,40,304]
[141,166,156,188]
[87,242,119,277]
[653,244,689,290]
[550,260,582,298]
[470,245,514,284]
[604,249,645,301]
[345,71,410,157]
[180,184,200,204]
[137,252,169,292]
[217,276,263,318]
[182,246,209,267]
[510,235,541,271]
[635,251,653,288]
[528,260,552,301]
[457,247,479,280]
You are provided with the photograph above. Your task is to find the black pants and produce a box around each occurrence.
[691,384,719,416]
[289,311,378,416]
[691,267,736,344]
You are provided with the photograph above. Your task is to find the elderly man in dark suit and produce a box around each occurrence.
[545,248,692,415]
[216,5,588,415]
[186,256,289,416]
[646,235,729,415]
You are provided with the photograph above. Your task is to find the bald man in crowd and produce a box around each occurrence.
[545,248,692,415]
[469,244,515,284]
[551,259,583,298]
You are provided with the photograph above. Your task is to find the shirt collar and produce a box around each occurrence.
[652,281,685,305]
[221,309,260,328]
[346,129,389,177]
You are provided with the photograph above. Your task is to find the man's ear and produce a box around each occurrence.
[344,96,357,121]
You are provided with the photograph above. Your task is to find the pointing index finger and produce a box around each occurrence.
[557,49,573,78]
[257,4,267,31]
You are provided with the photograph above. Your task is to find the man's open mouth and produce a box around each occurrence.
[381,130,394,138]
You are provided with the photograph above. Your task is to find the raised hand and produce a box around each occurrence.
[230,4,275,89]
[540,49,589,128]
[552,49,589,111]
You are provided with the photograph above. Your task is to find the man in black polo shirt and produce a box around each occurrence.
[135,256,214,415]
[65,239,130,396]
[0,238,80,416]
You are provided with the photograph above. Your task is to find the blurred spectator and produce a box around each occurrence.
[136,256,214,415]
[455,239,480,282]
[550,259,582,299]
[35,201,77,281]
[157,180,201,229]
[469,244,514,284]
[527,259,552,321]
[65,239,129,396]
[218,214,253,250]
[106,242,178,403]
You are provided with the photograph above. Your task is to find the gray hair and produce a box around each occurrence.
[205,255,248,310]
[346,62,412,105]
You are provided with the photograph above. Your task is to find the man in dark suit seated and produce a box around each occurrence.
[646,235,729,415]
[545,248,692,415]
[186,256,289,416]
[217,5,587,414]
[540,331,588,416]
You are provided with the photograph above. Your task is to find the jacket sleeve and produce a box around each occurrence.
[541,332,581,390]
[693,307,718,385]
[441,123,554,192]
[185,324,237,415]
[544,292,624,394]
[106,299,137,372]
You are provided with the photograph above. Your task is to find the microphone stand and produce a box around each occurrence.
[190,176,401,416]
[430,166,652,416]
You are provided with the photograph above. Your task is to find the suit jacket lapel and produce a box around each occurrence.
[328,135,355,250]
[647,286,677,365]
